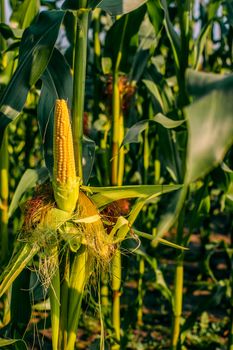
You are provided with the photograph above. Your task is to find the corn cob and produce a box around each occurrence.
[52,99,80,212]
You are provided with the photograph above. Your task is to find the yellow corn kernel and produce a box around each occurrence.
[53,99,76,184]
[53,99,80,212]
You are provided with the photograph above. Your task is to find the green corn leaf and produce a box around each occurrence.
[186,69,233,98]
[85,184,182,208]
[0,23,24,39]
[193,0,221,69]
[129,50,150,82]
[0,10,64,145]
[104,6,146,72]
[10,0,40,30]
[122,114,184,146]
[38,48,73,176]
[8,167,49,218]
[109,216,129,242]
[159,0,181,71]
[157,126,183,183]
[152,188,186,239]
[185,86,233,183]
[188,182,210,233]
[147,0,164,34]
[225,171,233,204]
[11,270,32,334]
[152,113,184,129]
[158,74,233,242]
[125,240,172,303]
[128,198,150,226]
[0,338,27,349]
[226,0,233,26]
[127,189,185,237]
[134,229,188,250]
[142,79,164,110]
[129,15,157,82]
[193,22,212,70]
[0,243,39,298]
[38,49,95,183]
[123,120,150,145]
[88,0,147,15]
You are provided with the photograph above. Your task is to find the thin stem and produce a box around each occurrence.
[171,257,184,350]
[110,70,122,350]
[0,0,6,52]
[137,257,145,326]
[93,8,101,120]
[59,250,70,349]
[0,130,9,263]
[117,111,124,186]
[111,15,128,183]
[66,248,89,350]
[72,9,90,179]
[137,128,150,326]
[101,272,109,310]
[110,15,128,349]
[93,9,101,64]
[63,4,89,349]
[112,250,121,350]
[171,206,185,350]
[111,71,121,186]
[49,250,60,350]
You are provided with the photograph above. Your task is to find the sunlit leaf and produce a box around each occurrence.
[153,113,184,128]
[134,229,188,250]
[142,79,164,110]
[10,0,40,29]
[0,338,27,349]
[84,184,182,207]
[0,243,39,298]
[122,114,184,146]
[8,168,49,218]
[88,0,147,15]
[0,23,23,39]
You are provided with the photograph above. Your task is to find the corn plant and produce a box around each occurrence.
[0,1,186,349]
[1,1,233,349]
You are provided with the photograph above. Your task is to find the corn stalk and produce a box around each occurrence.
[170,0,190,347]
[50,4,90,350]
[111,15,129,350]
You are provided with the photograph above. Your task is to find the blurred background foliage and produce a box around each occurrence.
[0,0,233,349]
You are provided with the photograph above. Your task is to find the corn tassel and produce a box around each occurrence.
[52,99,80,212]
